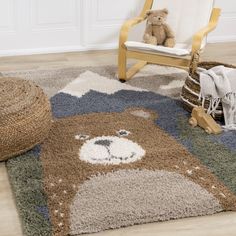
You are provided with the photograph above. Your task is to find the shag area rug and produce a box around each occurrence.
[2,65,236,236]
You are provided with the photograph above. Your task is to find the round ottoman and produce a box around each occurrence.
[0,77,52,161]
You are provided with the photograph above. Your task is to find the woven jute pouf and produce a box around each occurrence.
[0,77,52,161]
[181,61,236,120]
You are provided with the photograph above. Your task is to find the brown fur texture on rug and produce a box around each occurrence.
[41,108,236,235]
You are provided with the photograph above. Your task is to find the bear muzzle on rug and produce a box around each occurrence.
[79,135,145,165]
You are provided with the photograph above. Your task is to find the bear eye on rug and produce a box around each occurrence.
[2,65,236,236]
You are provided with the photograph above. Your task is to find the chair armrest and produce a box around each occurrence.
[119,0,153,48]
[119,17,146,48]
[192,8,221,53]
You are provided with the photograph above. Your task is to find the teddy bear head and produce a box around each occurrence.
[146,8,169,26]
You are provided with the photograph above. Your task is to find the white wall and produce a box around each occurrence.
[0,0,235,57]
[208,0,236,42]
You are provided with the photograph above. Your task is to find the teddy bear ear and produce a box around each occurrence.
[162,8,169,15]
[145,10,153,17]
[124,108,158,122]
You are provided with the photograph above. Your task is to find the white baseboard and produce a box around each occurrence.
[1,37,236,57]
[0,43,118,57]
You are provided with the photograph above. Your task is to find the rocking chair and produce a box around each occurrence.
[118,0,221,82]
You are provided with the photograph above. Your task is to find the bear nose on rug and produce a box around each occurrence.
[94,139,113,147]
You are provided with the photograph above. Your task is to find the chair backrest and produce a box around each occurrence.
[128,0,214,48]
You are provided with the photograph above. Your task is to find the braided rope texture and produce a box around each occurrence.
[0,77,52,161]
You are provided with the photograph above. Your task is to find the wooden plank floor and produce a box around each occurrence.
[0,42,236,236]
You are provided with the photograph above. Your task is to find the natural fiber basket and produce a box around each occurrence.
[181,61,236,120]
[0,77,52,161]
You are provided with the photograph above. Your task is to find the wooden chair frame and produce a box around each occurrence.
[118,0,221,82]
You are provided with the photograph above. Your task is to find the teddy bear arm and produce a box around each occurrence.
[143,25,157,45]
[143,24,153,38]
[163,24,175,48]
[163,24,175,38]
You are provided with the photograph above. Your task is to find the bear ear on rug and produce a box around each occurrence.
[124,108,158,121]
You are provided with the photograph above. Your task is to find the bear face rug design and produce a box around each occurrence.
[41,108,236,235]
[4,67,236,236]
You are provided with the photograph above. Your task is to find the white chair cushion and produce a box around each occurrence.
[125,41,191,56]
[128,0,214,49]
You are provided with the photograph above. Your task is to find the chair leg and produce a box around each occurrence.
[118,47,147,82]
[126,61,147,79]
[118,47,127,82]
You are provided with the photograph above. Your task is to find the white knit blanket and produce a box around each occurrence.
[199,65,236,130]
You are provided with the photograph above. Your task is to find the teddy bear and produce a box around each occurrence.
[143,8,175,48]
